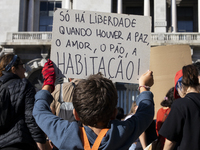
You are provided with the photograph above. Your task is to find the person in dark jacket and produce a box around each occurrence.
[0,53,46,150]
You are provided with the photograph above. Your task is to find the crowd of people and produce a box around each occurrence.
[0,53,200,150]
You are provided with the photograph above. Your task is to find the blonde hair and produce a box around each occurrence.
[127,101,137,115]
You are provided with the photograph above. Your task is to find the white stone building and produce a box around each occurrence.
[0,0,200,112]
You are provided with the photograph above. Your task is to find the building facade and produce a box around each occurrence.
[1,0,200,113]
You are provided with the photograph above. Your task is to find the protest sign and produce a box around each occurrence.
[51,8,151,83]
[150,45,192,118]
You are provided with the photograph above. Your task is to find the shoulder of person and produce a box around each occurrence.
[63,79,80,89]
[171,96,191,111]
[71,78,81,85]
[157,107,164,113]
[21,78,37,93]
[21,78,34,87]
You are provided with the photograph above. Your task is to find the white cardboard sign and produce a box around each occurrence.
[51,8,151,83]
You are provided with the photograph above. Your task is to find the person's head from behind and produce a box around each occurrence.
[0,53,25,79]
[160,87,175,108]
[176,65,199,98]
[193,61,200,83]
[72,72,118,128]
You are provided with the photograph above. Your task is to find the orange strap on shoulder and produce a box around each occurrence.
[79,127,109,150]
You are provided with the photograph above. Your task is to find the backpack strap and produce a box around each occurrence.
[79,127,109,150]
[58,82,75,103]
[58,83,63,103]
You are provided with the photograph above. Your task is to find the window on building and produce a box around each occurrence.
[125,7,143,15]
[177,7,193,32]
[39,1,62,31]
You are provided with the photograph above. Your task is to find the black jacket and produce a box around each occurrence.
[159,93,200,150]
[0,72,46,149]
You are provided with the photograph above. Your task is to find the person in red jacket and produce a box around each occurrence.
[155,87,175,149]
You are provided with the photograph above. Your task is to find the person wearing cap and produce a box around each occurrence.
[173,69,183,99]
[0,53,46,150]
[159,64,200,150]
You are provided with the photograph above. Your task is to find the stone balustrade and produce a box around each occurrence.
[6,32,200,46]
[151,33,200,46]
[6,32,52,45]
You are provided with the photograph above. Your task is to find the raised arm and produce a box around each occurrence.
[138,70,154,93]
[112,70,154,149]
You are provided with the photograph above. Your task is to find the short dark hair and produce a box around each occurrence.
[182,64,199,88]
[72,72,118,127]
[193,61,200,76]
[160,87,175,107]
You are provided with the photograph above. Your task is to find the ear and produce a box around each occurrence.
[11,66,16,74]
[110,108,118,120]
[73,109,80,121]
